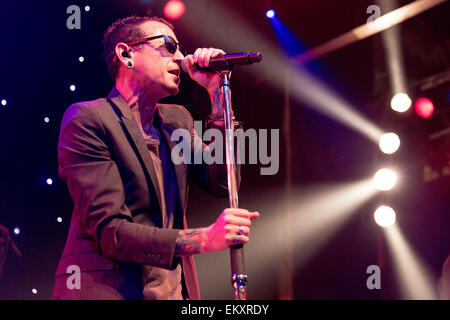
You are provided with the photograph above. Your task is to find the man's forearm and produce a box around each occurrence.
[174,209,258,257]
[174,228,207,256]
[208,87,236,128]
[209,88,223,118]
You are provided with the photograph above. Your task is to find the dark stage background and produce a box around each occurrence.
[0,0,449,299]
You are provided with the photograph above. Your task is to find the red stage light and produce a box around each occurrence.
[415,97,434,119]
[164,0,186,20]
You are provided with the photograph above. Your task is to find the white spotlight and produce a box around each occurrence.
[32,288,38,294]
[85,6,90,12]
[44,117,50,123]
[373,168,397,191]
[374,205,396,227]
[266,10,275,19]
[57,217,63,223]
[379,132,400,154]
[46,178,53,185]
[79,56,85,63]
[13,227,20,235]
[69,85,76,92]
[391,92,412,112]
[1,99,6,106]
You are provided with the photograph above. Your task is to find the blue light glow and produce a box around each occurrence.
[268,16,306,57]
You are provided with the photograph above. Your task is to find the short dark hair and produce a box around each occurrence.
[103,16,174,81]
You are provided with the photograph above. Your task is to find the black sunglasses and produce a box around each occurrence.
[126,35,186,56]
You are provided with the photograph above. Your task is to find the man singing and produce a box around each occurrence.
[52,16,259,300]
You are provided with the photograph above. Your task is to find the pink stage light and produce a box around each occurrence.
[415,97,434,119]
[164,0,186,20]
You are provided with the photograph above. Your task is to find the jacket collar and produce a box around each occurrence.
[107,86,169,127]
[107,86,133,120]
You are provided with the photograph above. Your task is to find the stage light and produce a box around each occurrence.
[380,2,408,112]
[196,178,378,298]
[182,0,384,144]
[44,117,49,123]
[379,132,400,154]
[373,168,397,191]
[57,217,63,223]
[1,99,6,106]
[384,224,439,299]
[415,97,434,119]
[164,0,186,20]
[13,227,20,235]
[268,10,306,57]
[32,288,37,294]
[391,92,412,112]
[374,205,396,227]
[266,10,275,18]
[79,56,84,63]
[69,85,76,92]
[46,178,53,185]
[84,6,90,12]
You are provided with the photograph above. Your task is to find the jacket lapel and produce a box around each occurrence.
[107,87,165,224]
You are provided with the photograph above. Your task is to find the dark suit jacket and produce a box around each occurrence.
[52,87,240,300]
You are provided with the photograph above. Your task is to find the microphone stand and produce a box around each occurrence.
[219,70,247,300]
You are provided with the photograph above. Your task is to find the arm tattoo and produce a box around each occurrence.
[175,228,205,256]
[209,88,235,122]
[210,88,224,117]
